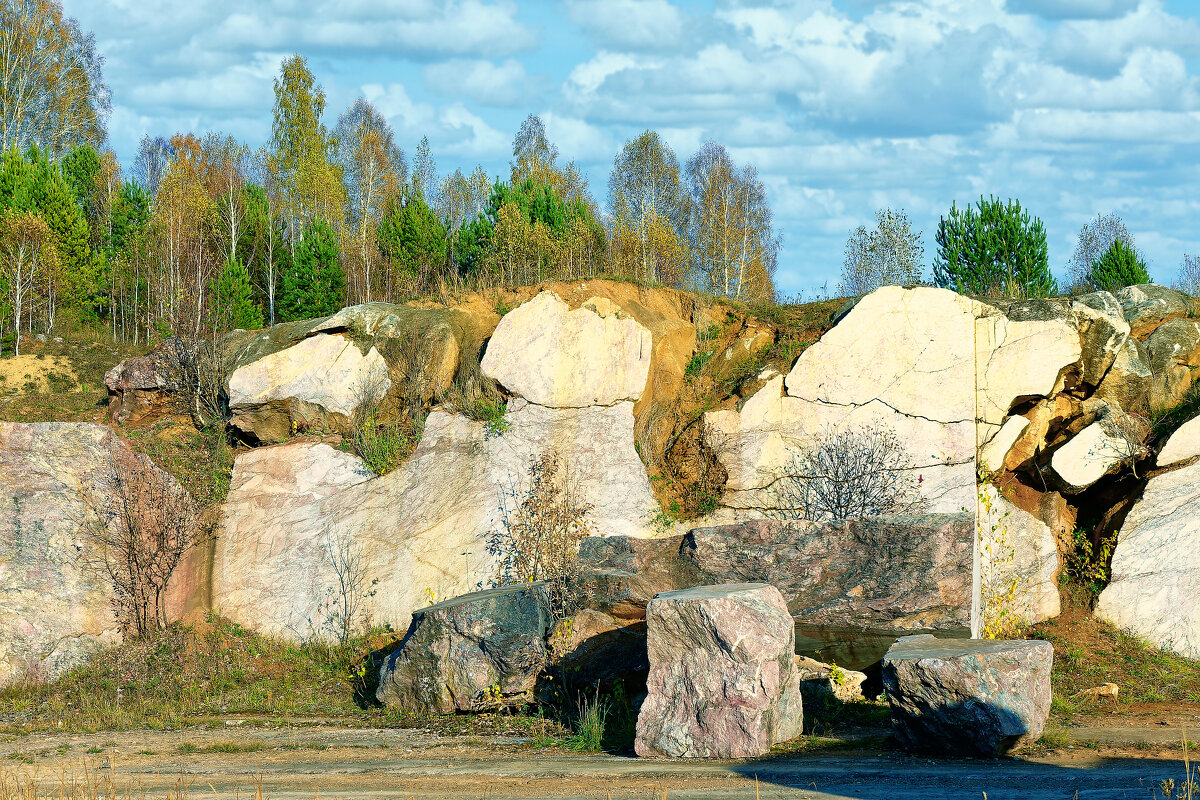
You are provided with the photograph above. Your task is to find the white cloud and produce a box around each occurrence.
[566,0,686,50]
[1006,0,1140,20]
[361,83,509,159]
[423,59,536,107]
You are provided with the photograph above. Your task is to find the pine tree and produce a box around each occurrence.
[933,196,1056,298]
[1087,239,1150,293]
[280,219,344,321]
[377,188,447,292]
[212,258,264,331]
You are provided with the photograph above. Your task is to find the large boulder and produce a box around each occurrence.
[579,515,977,633]
[1,424,149,683]
[881,634,1053,757]
[681,516,976,631]
[1144,317,1200,411]
[1049,417,1137,492]
[1115,283,1195,339]
[212,400,664,640]
[376,583,552,713]
[228,333,391,442]
[481,291,653,408]
[104,346,178,425]
[634,584,804,758]
[1096,444,1200,658]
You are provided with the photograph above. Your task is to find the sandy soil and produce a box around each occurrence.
[0,354,80,393]
[0,722,1194,800]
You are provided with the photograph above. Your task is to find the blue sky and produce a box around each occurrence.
[60,0,1200,297]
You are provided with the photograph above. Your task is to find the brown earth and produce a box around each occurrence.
[0,722,1195,800]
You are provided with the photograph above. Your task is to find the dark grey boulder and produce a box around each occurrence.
[881,634,1053,757]
[376,583,552,714]
[580,515,974,631]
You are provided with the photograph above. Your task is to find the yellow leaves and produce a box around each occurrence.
[0,0,108,157]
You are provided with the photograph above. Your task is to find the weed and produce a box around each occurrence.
[684,350,713,377]
[563,692,607,753]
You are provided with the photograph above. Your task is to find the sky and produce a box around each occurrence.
[60,0,1200,297]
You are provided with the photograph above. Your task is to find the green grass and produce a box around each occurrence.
[1028,612,1200,714]
[1152,380,1200,443]
[0,614,578,739]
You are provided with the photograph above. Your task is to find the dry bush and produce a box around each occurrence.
[80,452,207,637]
[1098,405,1150,478]
[156,335,230,429]
[486,451,592,619]
[770,423,923,522]
[311,530,377,645]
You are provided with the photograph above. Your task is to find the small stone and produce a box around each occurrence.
[634,583,803,759]
[1075,683,1119,700]
[881,634,1053,757]
[795,655,868,706]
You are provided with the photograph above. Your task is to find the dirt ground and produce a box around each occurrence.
[0,721,1196,800]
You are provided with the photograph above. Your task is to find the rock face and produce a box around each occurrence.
[376,583,552,713]
[0,424,125,684]
[581,515,991,634]
[212,400,662,639]
[1096,438,1200,657]
[481,291,653,408]
[635,584,804,758]
[710,287,980,516]
[228,333,391,442]
[976,487,1061,630]
[881,634,1053,757]
[1116,283,1195,339]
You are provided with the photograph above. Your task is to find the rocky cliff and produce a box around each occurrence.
[6,279,1200,680]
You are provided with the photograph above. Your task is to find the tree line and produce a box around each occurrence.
[0,5,780,354]
[838,199,1190,301]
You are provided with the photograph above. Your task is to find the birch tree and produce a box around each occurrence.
[0,0,110,157]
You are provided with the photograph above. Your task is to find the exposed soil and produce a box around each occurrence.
[0,723,1194,800]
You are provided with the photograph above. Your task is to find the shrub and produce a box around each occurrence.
[769,423,923,522]
[1067,212,1140,290]
[933,195,1056,298]
[1087,239,1149,293]
[79,451,207,636]
[486,451,592,619]
[838,208,924,296]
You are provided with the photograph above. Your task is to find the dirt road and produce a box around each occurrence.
[0,724,1190,799]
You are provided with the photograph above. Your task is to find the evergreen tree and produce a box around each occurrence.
[212,258,264,330]
[377,188,448,289]
[279,219,343,321]
[110,181,150,255]
[1087,239,1150,293]
[933,196,1056,298]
